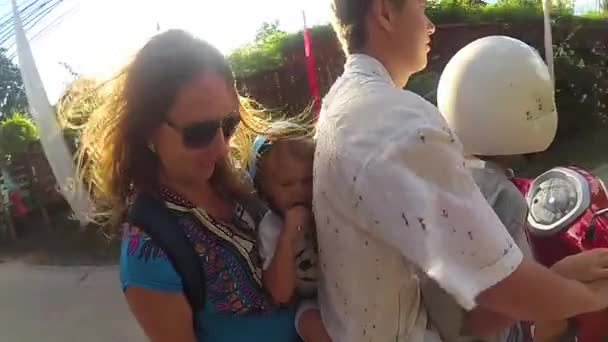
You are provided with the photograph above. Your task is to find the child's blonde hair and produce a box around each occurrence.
[232,111,315,176]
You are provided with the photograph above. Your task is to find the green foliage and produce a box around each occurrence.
[226,22,324,78]
[226,1,599,78]
[0,112,39,155]
[255,20,282,43]
[404,25,608,142]
[579,10,606,19]
[425,0,574,23]
[226,21,289,78]
[279,24,336,54]
[227,24,333,78]
[0,49,28,117]
[552,29,608,137]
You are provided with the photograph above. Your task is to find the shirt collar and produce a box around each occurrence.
[344,54,396,87]
[466,158,515,179]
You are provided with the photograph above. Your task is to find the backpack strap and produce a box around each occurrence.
[127,193,206,321]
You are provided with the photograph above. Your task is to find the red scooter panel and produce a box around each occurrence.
[514,166,608,342]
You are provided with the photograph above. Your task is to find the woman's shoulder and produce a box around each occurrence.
[119,222,183,292]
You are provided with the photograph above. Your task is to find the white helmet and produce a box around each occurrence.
[437,36,558,156]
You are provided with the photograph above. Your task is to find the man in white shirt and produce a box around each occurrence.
[313,0,608,341]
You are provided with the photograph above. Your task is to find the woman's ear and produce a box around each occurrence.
[147,127,162,154]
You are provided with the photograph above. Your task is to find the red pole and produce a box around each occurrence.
[303,11,321,118]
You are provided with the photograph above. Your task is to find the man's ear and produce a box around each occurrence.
[371,0,398,32]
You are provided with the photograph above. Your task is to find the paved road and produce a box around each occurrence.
[1,162,605,342]
[0,261,146,342]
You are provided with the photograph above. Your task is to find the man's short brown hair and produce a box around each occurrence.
[331,0,406,54]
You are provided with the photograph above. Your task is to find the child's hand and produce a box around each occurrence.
[551,249,608,283]
[283,205,312,243]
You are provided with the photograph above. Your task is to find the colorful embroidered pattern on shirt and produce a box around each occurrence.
[123,223,167,262]
[124,187,275,315]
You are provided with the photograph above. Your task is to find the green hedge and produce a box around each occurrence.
[0,113,39,155]
[226,1,605,78]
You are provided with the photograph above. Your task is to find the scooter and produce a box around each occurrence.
[513,166,608,341]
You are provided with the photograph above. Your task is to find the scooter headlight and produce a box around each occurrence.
[527,167,590,236]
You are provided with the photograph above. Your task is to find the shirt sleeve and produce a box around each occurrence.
[257,211,284,270]
[493,184,534,258]
[119,222,183,292]
[353,116,523,310]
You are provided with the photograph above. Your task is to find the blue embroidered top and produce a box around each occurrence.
[120,187,298,341]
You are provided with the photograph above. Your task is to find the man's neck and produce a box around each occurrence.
[358,47,412,87]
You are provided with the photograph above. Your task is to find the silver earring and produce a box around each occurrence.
[148,143,156,153]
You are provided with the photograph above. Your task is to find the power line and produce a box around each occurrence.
[0,0,40,25]
[23,0,62,26]
[0,0,62,45]
[0,0,43,45]
[0,0,47,34]
[29,1,74,41]
[0,0,41,39]
[0,0,63,47]
[7,0,77,59]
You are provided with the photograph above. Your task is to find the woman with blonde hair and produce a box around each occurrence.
[78,29,298,342]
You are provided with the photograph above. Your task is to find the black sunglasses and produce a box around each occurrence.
[165,112,241,149]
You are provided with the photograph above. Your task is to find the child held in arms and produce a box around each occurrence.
[245,121,331,342]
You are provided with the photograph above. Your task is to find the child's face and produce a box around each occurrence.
[260,150,313,214]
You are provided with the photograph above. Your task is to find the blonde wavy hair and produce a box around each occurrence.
[76,29,313,230]
[231,108,315,177]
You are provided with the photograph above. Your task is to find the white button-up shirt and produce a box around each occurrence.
[422,162,533,342]
[313,54,523,342]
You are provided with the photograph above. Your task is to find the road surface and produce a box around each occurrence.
[0,261,146,342]
[1,162,606,342]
